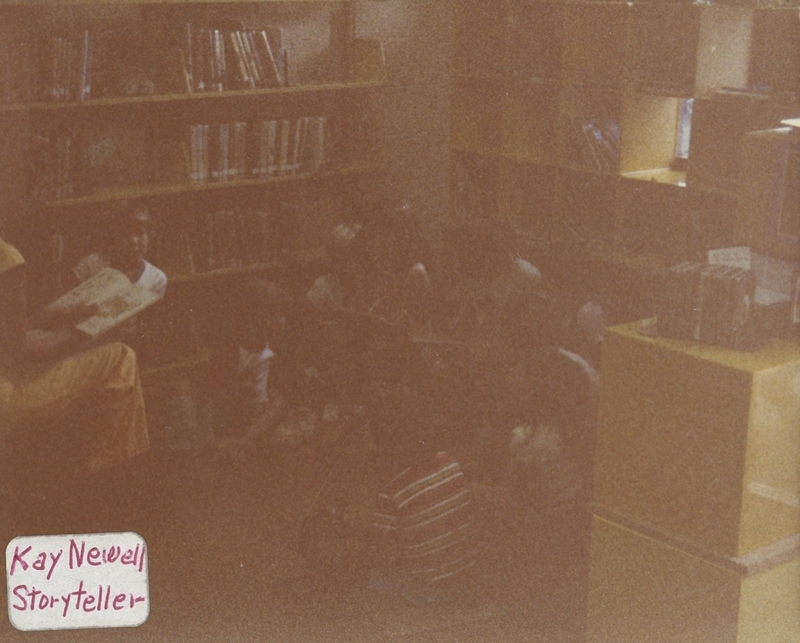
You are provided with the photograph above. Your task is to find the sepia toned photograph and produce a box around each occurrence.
[1,1,799,642]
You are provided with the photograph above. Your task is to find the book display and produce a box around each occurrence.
[0,0,387,385]
[450,0,800,320]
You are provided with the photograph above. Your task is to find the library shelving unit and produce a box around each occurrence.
[0,0,388,386]
[449,0,800,321]
[587,322,800,642]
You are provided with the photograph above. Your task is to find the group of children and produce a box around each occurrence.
[1,194,606,601]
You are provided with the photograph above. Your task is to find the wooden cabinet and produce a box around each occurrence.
[587,322,800,641]
[0,0,387,380]
[449,0,799,320]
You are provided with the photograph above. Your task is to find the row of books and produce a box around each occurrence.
[568,117,620,173]
[184,23,286,93]
[46,31,94,102]
[188,116,328,184]
[656,261,756,349]
[0,29,94,103]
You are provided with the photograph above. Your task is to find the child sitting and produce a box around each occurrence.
[71,199,167,297]
[37,200,167,354]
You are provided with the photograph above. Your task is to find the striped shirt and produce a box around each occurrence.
[374,451,477,582]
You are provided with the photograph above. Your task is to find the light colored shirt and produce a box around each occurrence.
[74,252,167,297]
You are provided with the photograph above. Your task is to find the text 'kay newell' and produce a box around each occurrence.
[6,532,149,631]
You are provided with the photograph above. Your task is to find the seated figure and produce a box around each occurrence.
[71,199,167,297]
[0,233,149,476]
[370,384,479,602]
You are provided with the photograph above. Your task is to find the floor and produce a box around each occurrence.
[1,400,592,643]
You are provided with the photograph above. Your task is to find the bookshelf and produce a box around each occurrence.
[449,0,800,321]
[0,0,387,382]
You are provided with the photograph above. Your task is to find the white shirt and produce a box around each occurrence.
[73,253,167,297]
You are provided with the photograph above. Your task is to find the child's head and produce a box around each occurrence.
[104,200,151,269]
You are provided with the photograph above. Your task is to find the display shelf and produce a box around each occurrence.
[450,0,797,321]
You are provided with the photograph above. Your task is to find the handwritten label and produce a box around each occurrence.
[6,533,149,631]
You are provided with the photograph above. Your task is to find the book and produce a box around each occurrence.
[77,29,93,101]
[44,267,163,339]
[229,30,252,89]
[306,116,325,172]
[278,119,291,175]
[656,261,703,341]
[255,28,282,88]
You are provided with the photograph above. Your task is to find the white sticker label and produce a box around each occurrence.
[6,533,149,631]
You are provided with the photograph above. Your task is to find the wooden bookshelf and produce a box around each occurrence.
[1,0,387,385]
[449,0,800,321]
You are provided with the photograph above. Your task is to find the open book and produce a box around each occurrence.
[45,267,163,338]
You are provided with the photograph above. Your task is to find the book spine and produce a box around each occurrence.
[201,123,210,183]
[278,119,291,176]
[243,31,264,89]
[189,124,197,183]
[184,23,194,92]
[78,29,92,101]
[290,116,303,175]
[217,30,227,91]
[232,121,247,180]
[307,116,325,173]
[195,27,207,92]
[49,37,62,100]
[64,38,74,102]
[257,28,282,88]
[230,30,251,89]
[207,29,217,92]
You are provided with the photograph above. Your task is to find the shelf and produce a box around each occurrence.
[0,79,387,115]
[37,160,384,209]
[621,168,687,187]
